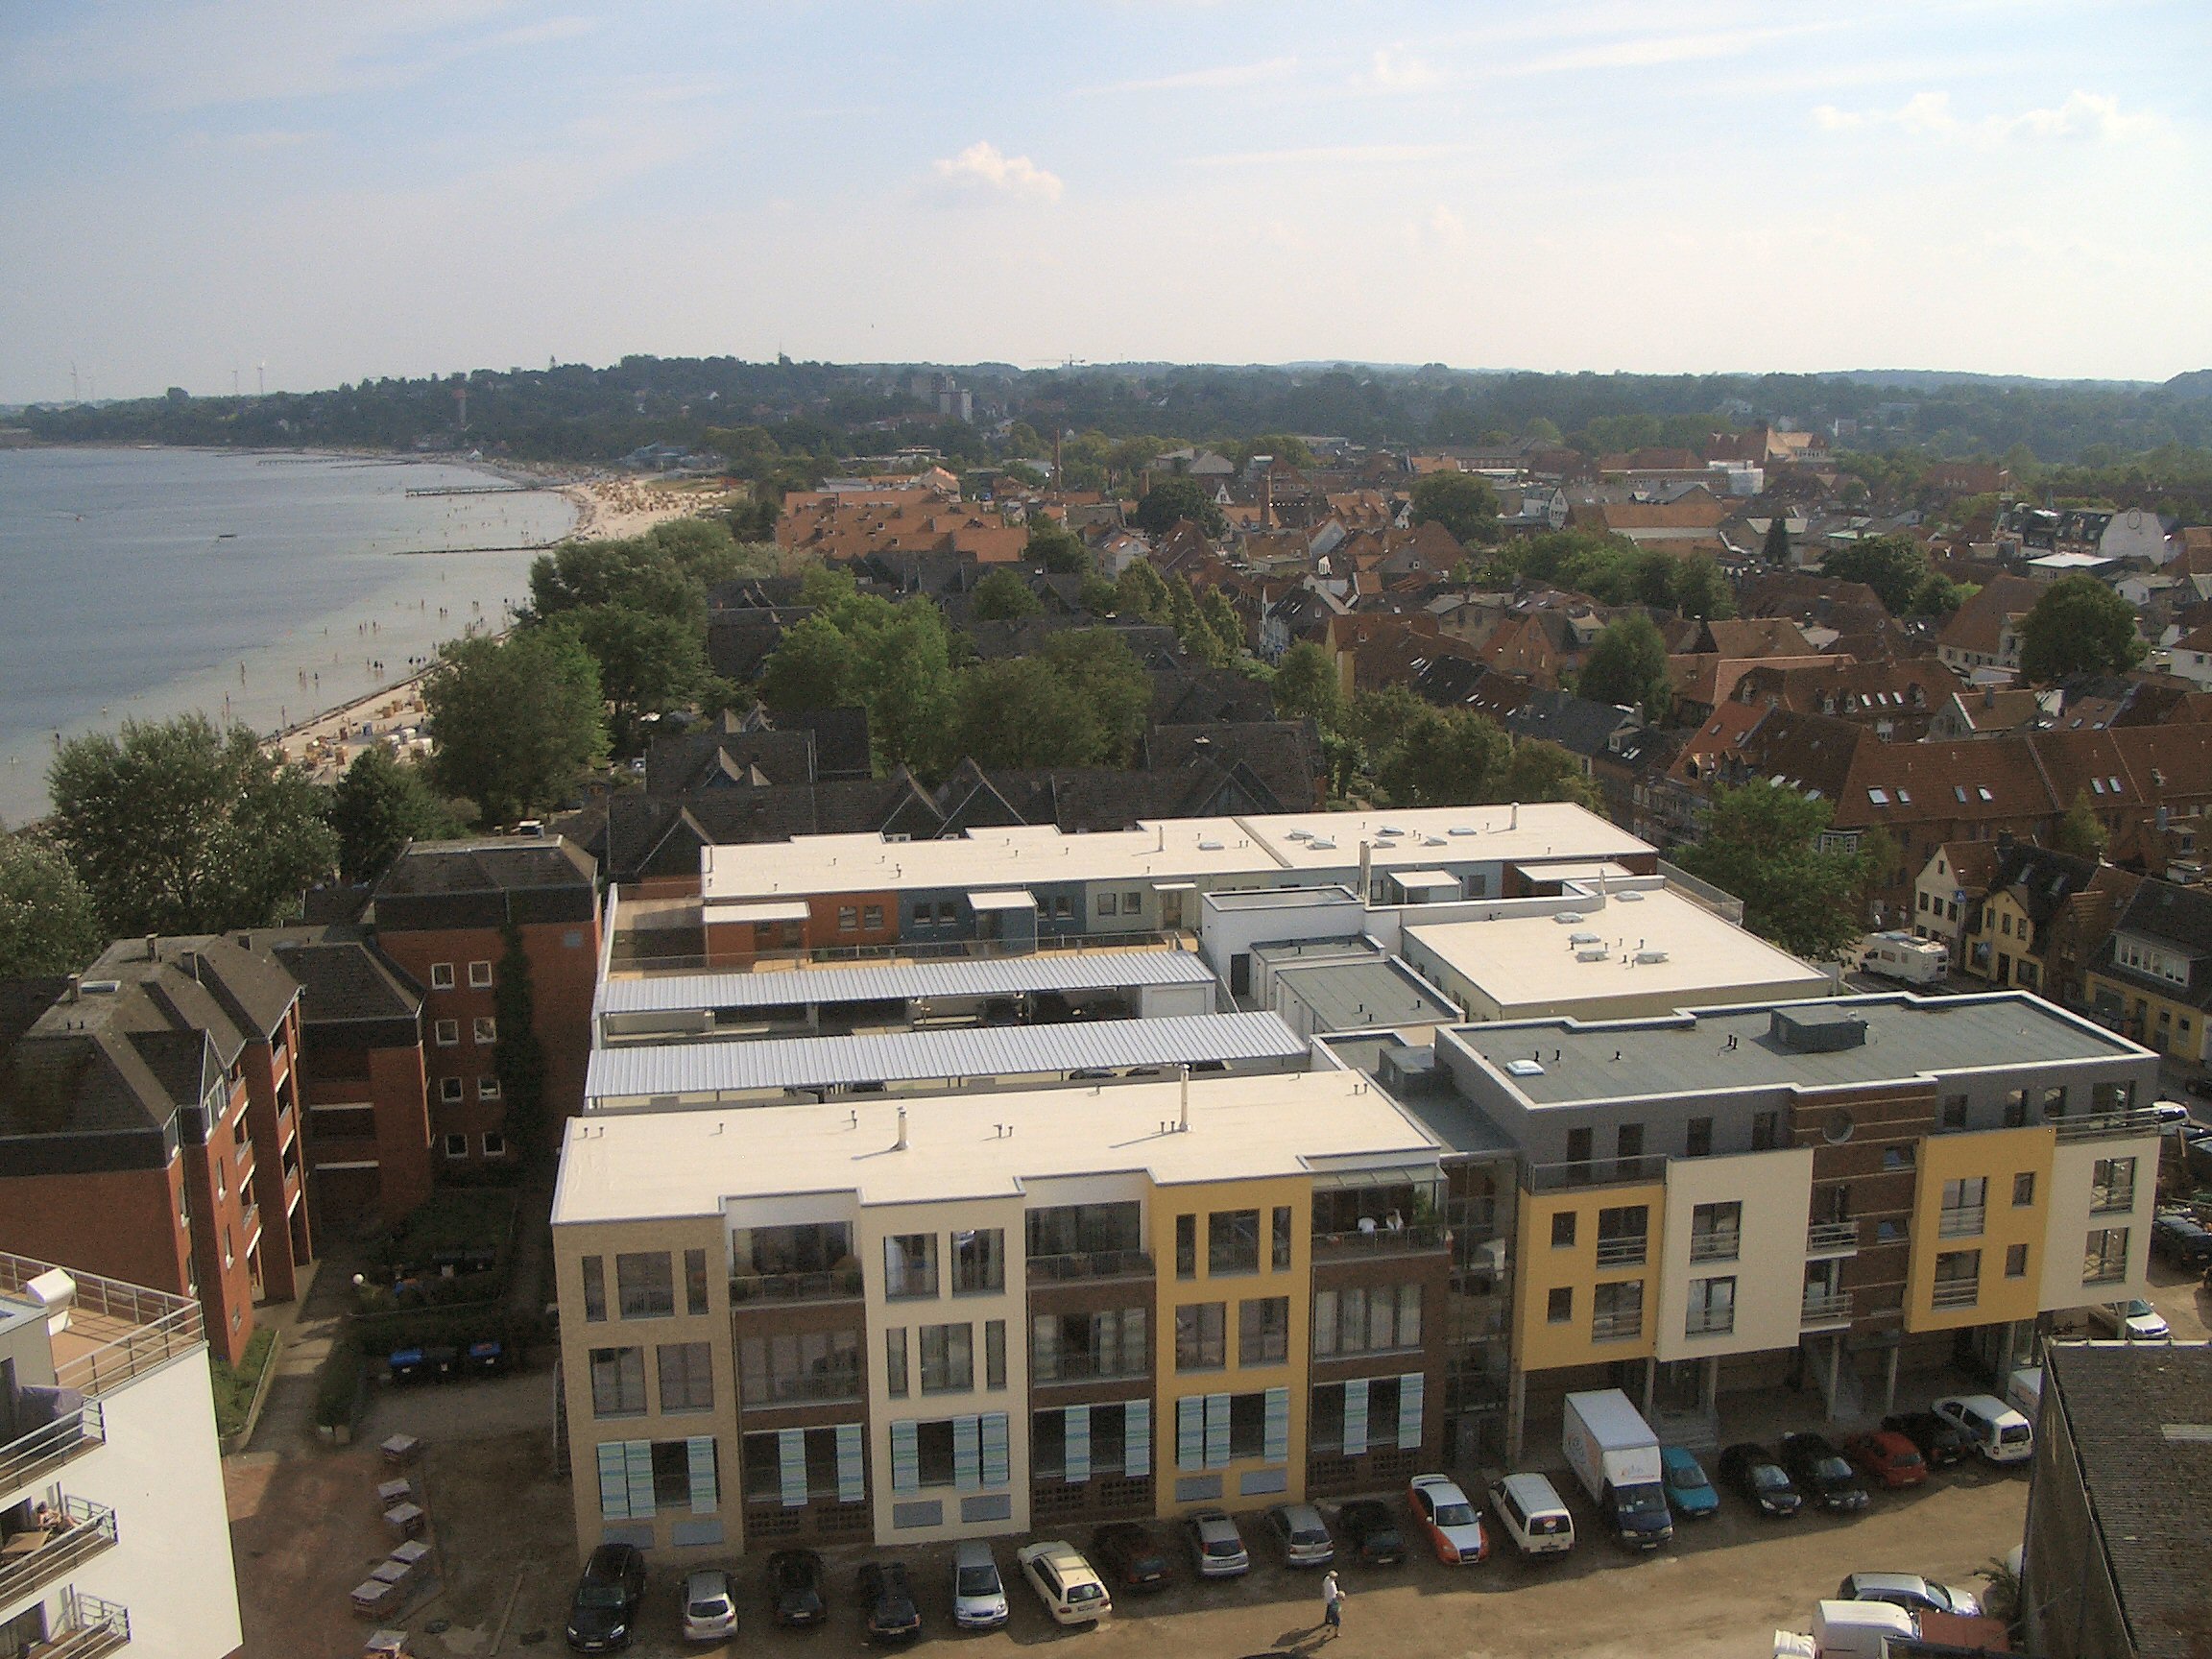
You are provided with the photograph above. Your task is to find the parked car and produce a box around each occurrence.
[1838,1572,1983,1619]
[681,1569,737,1644]
[566,1543,646,1653]
[2089,1297,2172,1340]
[1718,1443,1802,1518]
[1408,1474,1489,1564]
[1931,1394,2034,1464]
[1265,1502,1335,1568]
[1842,1430,1930,1490]
[2151,1209,2212,1270]
[1660,1447,1719,1519]
[767,1550,827,1626]
[2185,1073,2212,1102]
[2151,1099,2195,1129]
[1337,1499,1407,1565]
[1781,1432,1871,1512]
[1881,1411,1974,1468]
[1185,1509,1250,1578]
[857,1562,922,1643]
[1016,1542,1112,1625]
[1091,1523,1172,1591]
[2184,1127,2212,1186]
[952,1542,1009,1631]
[1487,1473,1575,1556]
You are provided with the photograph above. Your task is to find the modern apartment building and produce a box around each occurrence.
[551,1071,1452,1564]
[0,1253,244,1658]
[0,936,311,1366]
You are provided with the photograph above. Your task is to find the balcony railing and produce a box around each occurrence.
[0,1402,104,1503]
[1590,1310,1645,1342]
[1031,1357,1150,1386]
[1311,1224,1447,1262]
[1531,1158,1659,1191]
[0,1252,204,1396]
[2089,1187,2135,1215]
[1594,1237,1649,1268]
[1801,1290,1853,1326]
[1025,1249,1156,1284]
[0,1497,118,1611]
[2055,1108,2167,1142]
[1683,1308,1736,1336]
[1806,1220,1860,1254]
[1932,1280,1981,1310]
[740,1372,864,1408]
[1937,1206,1986,1239]
[729,1267,863,1305]
[1688,1233,1741,1263]
[36,1592,130,1659]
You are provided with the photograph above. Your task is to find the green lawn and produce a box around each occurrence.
[209,1325,276,1439]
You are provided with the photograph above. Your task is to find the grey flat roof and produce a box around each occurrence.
[1452,992,2151,1107]
[599,951,1216,1017]
[586,1011,1307,1100]
[1275,958,1458,1030]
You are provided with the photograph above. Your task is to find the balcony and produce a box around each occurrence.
[1594,1237,1649,1268]
[1936,1206,1985,1239]
[2055,1107,2167,1142]
[30,1592,130,1659]
[0,1402,104,1504]
[2089,1187,2135,1216]
[729,1267,863,1306]
[1311,1224,1447,1263]
[1806,1220,1860,1255]
[1683,1308,1736,1337]
[0,1497,118,1611]
[740,1371,863,1408]
[1801,1290,1853,1327]
[0,1253,203,1396]
[1590,1310,1645,1343]
[1688,1233,1741,1263]
[1031,1357,1149,1386]
[1026,1250,1156,1284]
[1932,1280,1981,1310]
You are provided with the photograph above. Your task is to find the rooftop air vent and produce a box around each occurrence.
[1449,826,1478,836]
[1197,840,1224,852]
[1553,912,1586,925]
[1377,825,1404,836]
[1575,947,1610,962]
[80,979,122,995]
[1505,1058,1546,1077]
[1617,890,1646,902]
[1771,1006,1867,1052]
[1570,931,1600,945]
[1634,950,1669,964]
[1309,839,1335,851]
[1286,829,1312,841]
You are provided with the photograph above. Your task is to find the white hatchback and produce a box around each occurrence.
[1016,1542,1112,1625]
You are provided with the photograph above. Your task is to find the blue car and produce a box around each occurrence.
[1660,1446,1720,1520]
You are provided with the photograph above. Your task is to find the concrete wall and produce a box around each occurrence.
[1906,1127,2053,1334]
[2038,1134,2158,1313]
[1511,1178,1665,1374]
[1653,1146,1813,1363]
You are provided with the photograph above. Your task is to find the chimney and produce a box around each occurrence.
[65,974,81,1004]
[145,934,158,962]
[1179,1065,1190,1133]
[894,1106,908,1151]
[1983,684,1995,711]
[1358,840,1373,903]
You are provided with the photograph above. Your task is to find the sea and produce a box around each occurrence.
[0,445,579,827]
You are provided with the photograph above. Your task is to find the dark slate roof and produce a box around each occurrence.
[2043,1341,2212,1659]
[1143,722,1321,812]
[1149,666,1275,726]
[774,708,874,781]
[370,837,597,930]
[1502,689,1641,761]
[262,926,423,1038]
[1988,843,2103,926]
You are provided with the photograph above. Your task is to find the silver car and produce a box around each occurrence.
[1266,1502,1334,1568]
[1838,1572,1983,1620]
[952,1541,1009,1630]
[681,1567,737,1643]
[1186,1509,1250,1577]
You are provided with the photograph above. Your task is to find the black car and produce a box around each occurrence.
[1882,1409,1974,1468]
[858,1561,922,1643]
[1337,1499,1407,1564]
[1717,1442,1803,1518]
[1091,1522,1173,1591]
[1779,1431,1871,1512]
[768,1549,827,1626]
[566,1542,646,1652]
[2151,1210,2212,1270]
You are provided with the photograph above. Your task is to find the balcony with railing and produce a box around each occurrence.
[1311,1224,1448,1263]
[1530,1158,1659,1191]
[1688,1232,1741,1264]
[729,1266,864,1306]
[29,1591,130,1659]
[1590,1310,1645,1343]
[1800,1289,1853,1327]
[2089,1183,2135,1215]
[1806,1220,1860,1255]
[0,1253,204,1396]
[2054,1106,2167,1142]
[1594,1235,1649,1268]
[1683,1307,1736,1336]
[1025,1249,1156,1285]
[0,1496,118,1612]
[1932,1279,1981,1310]
[1936,1206,1986,1239]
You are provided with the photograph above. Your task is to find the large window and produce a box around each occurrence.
[884,1330,908,1398]
[1939,1177,1987,1238]
[738,1330,861,1407]
[1591,1281,1643,1342]
[741,1425,865,1506]
[1025,1202,1142,1260]
[1175,1214,1196,1280]
[1311,1285,1422,1357]
[2090,1158,2136,1214]
[1209,1211,1261,1276]
[1272,1206,1293,1270]
[1935,1248,1982,1307]
[731,1221,853,1289]
[1238,1297,1289,1366]
[659,1342,715,1413]
[590,1346,646,1417]
[1684,1277,1736,1336]
[1596,1205,1649,1265]
[918,1323,974,1393]
[580,1255,607,1323]
[1175,1302,1227,1371]
[884,1234,939,1300]
[950,1229,1005,1294]
[1031,1308,1148,1382]
[615,1252,675,1320]
[2082,1228,2129,1285]
[1689,1202,1741,1262]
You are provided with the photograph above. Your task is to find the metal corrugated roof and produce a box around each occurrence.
[586,1012,1305,1099]
[598,952,1218,1017]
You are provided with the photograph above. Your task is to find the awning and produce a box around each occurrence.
[1392,871,1460,892]
[704,900,810,924]
[1150,880,1197,893]
[966,889,1038,911]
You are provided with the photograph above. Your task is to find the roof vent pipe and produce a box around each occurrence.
[146,934,159,962]
[894,1106,908,1151]
[1358,840,1373,903]
[1179,1065,1190,1132]
[1509,803,1519,830]
[65,974,81,1004]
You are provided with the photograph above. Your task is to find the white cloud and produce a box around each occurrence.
[1813,89,2164,146]
[1083,56,1297,95]
[932,141,1063,201]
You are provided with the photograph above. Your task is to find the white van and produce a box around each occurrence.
[1487,1472,1575,1556]
[1932,1393,2034,1463]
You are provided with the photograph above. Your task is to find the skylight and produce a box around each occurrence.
[1868,788,1889,805]
[1977,786,1994,802]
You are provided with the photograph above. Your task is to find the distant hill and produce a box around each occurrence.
[2166,370,2212,400]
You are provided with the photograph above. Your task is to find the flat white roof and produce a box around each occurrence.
[697,805,1650,903]
[1406,887,1829,1011]
[598,950,1217,1017]
[552,1069,1444,1223]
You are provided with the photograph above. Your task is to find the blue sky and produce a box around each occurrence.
[3,1,2206,401]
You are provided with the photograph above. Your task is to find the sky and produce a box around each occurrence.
[3,0,2207,403]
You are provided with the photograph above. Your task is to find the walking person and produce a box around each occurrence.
[1322,1569,1343,1637]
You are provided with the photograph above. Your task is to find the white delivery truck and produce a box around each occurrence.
[1777,1599,2010,1656]
[1858,931,1948,985]
[1560,1389,1672,1550]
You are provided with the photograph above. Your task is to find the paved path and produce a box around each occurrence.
[249,1251,357,1452]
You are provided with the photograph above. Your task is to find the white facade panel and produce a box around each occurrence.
[2038,1135,2158,1312]
[1654,1146,1815,1363]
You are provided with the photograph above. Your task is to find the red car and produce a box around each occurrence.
[1842,1430,1929,1489]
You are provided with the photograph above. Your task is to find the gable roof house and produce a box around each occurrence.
[1936,574,2043,676]
[2083,878,2212,1061]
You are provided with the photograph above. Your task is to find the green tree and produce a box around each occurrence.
[1003,421,1045,458]
[2055,788,2109,860]
[1762,517,1791,564]
[557,604,709,751]
[1246,433,1314,467]
[328,747,466,886]
[1039,629,1152,766]
[970,567,1043,621]
[0,832,106,978]
[1376,707,1510,807]
[849,601,958,776]
[1025,519,1091,575]
[2017,574,2146,682]
[422,630,609,826]
[1671,556,1737,620]
[48,713,337,936]
[1577,613,1675,722]
[1077,573,1118,615]
[492,921,549,1168]
[1819,535,1931,616]
[1271,642,1343,733]
[1410,472,1502,547]
[1199,589,1246,660]
[1491,740,1599,808]
[1910,571,1969,617]
[950,659,1097,768]
[1133,476,1227,537]
[1115,559,1170,622]
[1671,780,1870,959]
[525,518,752,623]
[757,613,857,711]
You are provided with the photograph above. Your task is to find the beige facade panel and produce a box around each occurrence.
[1652,1146,1814,1363]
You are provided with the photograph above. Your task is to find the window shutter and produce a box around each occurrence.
[596,1442,630,1520]
[1343,1378,1371,1457]
[1125,1400,1151,1478]
[891,1421,920,1493]
[779,1429,807,1508]
[625,1438,656,1519]
[980,1412,1010,1487]
[954,1415,982,1490]
[688,1435,719,1514]
[1176,1396,1204,1469]
[1204,1393,1231,1469]
[1066,1405,1092,1483]
[836,1424,867,1503]
[1397,1373,1425,1451]
[1263,1386,1290,1463]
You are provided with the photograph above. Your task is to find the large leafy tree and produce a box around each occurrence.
[1038,629,1152,766]
[1577,613,1674,722]
[328,747,466,886]
[1819,535,1932,616]
[2054,787,2108,860]
[2017,574,2145,682]
[0,832,106,977]
[970,567,1043,621]
[1491,740,1600,809]
[1025,519,1091,575]
[48,713,336,936]
[1133,475,1227,537]
[1671,556,1737,620]
[422,629,608,826]
[951,659,1097,768]
[1271,641,1343,733]
[1376,705,1510,807]
[757,614,856,711]
[1410,472,1502,548]
[555,604,710,748]
[1671,780,1870,959]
